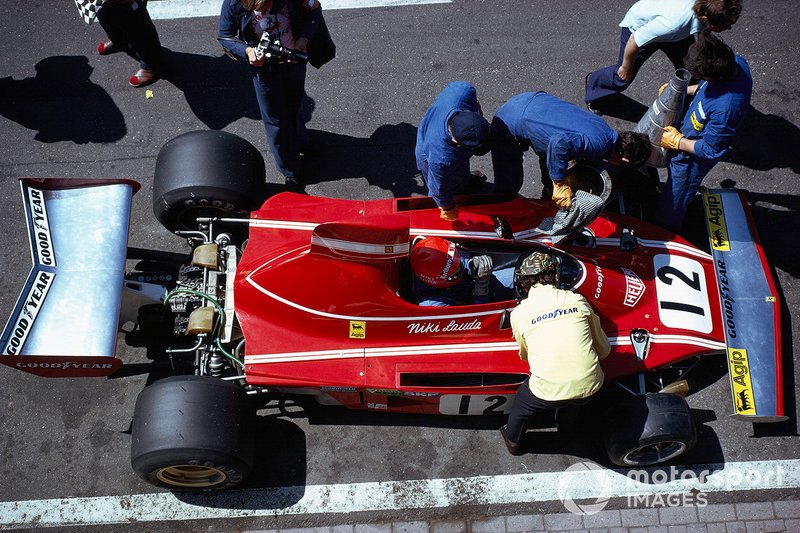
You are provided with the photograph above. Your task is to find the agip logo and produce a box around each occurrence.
[704,194,730,252]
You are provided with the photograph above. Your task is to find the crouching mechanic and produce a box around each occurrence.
[500,251,610,456]
[410,237,515,306]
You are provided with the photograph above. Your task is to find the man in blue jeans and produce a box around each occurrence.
[656,32,752,231]
[218,0,323,190]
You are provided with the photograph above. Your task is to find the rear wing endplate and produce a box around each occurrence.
[0,178,139,377]
[703,188,786,422]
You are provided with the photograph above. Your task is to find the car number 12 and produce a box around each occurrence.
[653,254,712,333]
[439,394,515,415]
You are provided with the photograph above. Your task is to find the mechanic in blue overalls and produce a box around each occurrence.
[416,82,492,221]
[656,32,752,231]
[410,237,515,307]
[491,92,651,210]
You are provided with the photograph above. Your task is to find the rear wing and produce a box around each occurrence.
[0,178,139,377]
[702,188,786,422]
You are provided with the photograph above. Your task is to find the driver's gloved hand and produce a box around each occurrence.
[470,255,493,297]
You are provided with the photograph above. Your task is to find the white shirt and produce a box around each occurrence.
[620,0,705,47]
[252,6,297,49]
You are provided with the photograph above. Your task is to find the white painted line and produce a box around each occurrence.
[148,0,452,20]
[1,459,798,529]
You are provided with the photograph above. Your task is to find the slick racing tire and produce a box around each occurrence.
[153,130,266,233]
[603,393,697,467]
[131,375,255,491]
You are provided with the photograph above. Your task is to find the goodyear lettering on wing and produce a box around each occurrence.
[704,193,730,251]
[727,348,756,416]
[2,270,55,355]
[27,187,56,267]
[349,320,366,339]
[621,267,645,307]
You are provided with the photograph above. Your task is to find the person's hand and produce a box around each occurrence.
[470,256,493,297]
[617,64,632,82]
[440,206,458,221]
[246,46,265,67]
[551,181,573,210]
[470,255,493,281]
[658,83,668,96]
[295,37,309,53]
[660,126,685,151]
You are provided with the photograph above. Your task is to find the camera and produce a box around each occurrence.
[255,35,309,63]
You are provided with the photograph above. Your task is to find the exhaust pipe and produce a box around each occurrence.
[636,68,691,167]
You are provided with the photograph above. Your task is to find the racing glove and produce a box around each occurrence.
[660,126,685,151]
[551,180,573,210]
[470,255,493,297]
[440,206,458,221]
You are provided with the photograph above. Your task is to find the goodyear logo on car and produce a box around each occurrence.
[728,347,756,416]
[704,193,730,251]
[349,320,366,339]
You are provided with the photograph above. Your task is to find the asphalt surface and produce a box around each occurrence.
[0,0,798,530]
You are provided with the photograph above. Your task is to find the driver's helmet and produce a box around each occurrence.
[410,237,463,288]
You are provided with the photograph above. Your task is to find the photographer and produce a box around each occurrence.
[218,0,325,190]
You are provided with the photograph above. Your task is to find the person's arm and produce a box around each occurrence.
[582,300,610,360]
[546,133,582,183]
[217,0,251,62]
[617,33,640,82]
[591,314,611,360]
[293,0,322,52]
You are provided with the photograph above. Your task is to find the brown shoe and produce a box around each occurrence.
[500,425,524,456]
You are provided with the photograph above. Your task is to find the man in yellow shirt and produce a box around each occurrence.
[500,251,610,455]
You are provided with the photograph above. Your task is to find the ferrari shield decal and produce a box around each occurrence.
[728,348,757,416]
[704,194,731,251]
[2,270,55,355]
[349,320,366,339]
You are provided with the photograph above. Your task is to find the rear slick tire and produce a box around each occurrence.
[130,375,255,491]
[153,130,266,233]
[604,392,697,467]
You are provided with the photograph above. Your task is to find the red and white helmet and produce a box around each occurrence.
[410,237,463,288]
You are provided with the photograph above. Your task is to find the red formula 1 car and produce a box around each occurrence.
[0,131,785,491]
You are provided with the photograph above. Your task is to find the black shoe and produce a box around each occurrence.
[584,73,603,116]
[284,176,305,193]
[500,425,524,456]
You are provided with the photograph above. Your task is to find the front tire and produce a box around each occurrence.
[131,375,255,491]
[604,393,697,467]
[153,130,266,233]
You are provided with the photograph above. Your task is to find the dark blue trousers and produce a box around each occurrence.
[506,379,593,444]
[253,62,307,179]
[656,151,718,231]
[585,27,694,104]
[97,0,161,71]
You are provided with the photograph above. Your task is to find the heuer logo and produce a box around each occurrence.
[621,267,645,307]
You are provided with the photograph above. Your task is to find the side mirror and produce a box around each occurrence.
[493,216,514,240]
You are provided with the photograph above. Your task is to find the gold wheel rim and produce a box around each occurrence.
[155,464,227,488]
